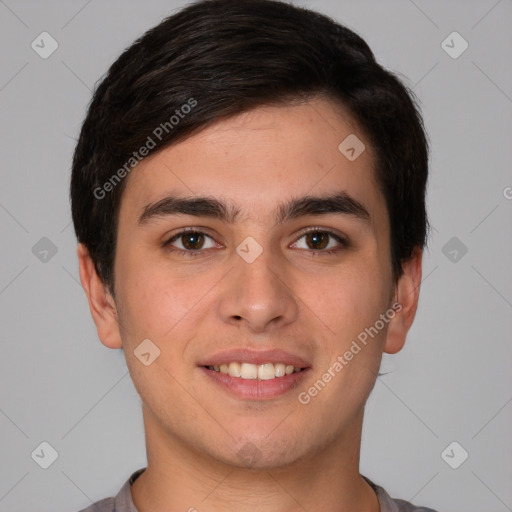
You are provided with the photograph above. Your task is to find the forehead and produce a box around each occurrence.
[118,97,384,228]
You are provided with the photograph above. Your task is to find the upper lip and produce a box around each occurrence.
[198,348,311,368]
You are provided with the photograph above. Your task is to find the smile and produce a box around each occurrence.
[205,362,303,380]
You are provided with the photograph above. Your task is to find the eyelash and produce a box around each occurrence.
[162,227,349,258]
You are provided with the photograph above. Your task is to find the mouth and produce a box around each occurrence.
[204,362,305,380]
[198,349,311,400]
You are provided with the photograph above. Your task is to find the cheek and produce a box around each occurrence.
[308,258,391,342]
[301,268,390,421]
[115,250,221,364]
[114,249,189,343]
[116,265,200,414]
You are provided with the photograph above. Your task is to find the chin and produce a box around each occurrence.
[218,435,307,471]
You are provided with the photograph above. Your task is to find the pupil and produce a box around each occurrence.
[307,232,328,250]
[183,232,203,250]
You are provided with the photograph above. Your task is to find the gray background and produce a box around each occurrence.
[1,0,511,511]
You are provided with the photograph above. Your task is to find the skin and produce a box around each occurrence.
[78,96,422,512]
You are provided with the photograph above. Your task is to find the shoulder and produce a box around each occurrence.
[362,475,439,512]
[391,497,439,512]
[73,467,146,512]
[76,497,115,512]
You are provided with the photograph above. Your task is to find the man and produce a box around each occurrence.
[71,0,438,510]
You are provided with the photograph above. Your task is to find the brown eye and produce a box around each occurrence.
[164,230,217,254]
[181,232,205,250]
[291,229,349,253]
[305,231,329,250]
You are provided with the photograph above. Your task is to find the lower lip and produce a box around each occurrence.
[199,367,311,400]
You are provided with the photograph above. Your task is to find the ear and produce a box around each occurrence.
[384,248,423,354]
[77,243,123,349]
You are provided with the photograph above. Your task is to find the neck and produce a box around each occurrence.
[131,406,380,512]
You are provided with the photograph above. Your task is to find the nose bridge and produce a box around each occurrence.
[236,240,281,292]
[217,236,298,332]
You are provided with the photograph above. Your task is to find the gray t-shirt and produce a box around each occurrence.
[77,468,439,512]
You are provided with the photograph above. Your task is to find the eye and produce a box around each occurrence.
[162,227,348,258]
[164,230,218,255]
[291,229,348,254]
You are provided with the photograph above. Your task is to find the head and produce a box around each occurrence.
[72,0,429,470]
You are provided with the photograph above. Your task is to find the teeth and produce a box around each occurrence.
[257,363,275,380]
[207,362,303,380]
[228,362,241,377]
[274,363,286,377]
[240,362,258,379]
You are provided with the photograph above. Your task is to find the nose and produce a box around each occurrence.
[217,244,299,333]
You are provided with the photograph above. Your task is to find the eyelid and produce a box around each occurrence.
[294,225,346,238]
[163,226,218,243]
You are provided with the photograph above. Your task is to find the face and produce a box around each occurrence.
[81,97,420,470]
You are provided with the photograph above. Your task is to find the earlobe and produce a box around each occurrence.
[77,243,123,349]
[384,248,423,354]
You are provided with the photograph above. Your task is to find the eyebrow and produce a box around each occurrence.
[137,191,370,226]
